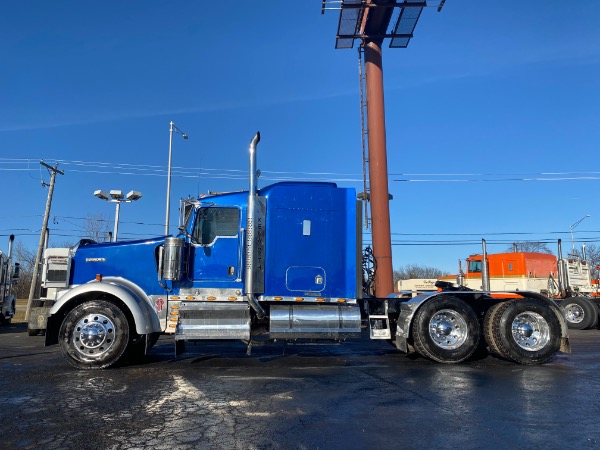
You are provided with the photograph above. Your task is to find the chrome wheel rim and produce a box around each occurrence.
[563,303,585,324]
[72,313,116,358]
[511,312,550,352]
[428,309,468,350]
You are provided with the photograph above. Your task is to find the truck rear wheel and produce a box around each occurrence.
[412,296,480,364]
[58,300,130,369]
[562,297,598,330]
[491,299,561,365]
[483,303,505,357]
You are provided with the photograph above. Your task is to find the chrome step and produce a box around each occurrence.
[175,302,251,349]
[368,299,391,339]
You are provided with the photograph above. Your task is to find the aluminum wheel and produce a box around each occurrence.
[72,313,116,357]
[511,312,550,352]
[428,309,468,350]
[563,303,585,324]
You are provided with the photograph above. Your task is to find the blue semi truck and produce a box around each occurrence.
[42,133,570,369]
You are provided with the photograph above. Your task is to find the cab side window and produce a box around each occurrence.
[469,260,482,273]
[193,207,239,246]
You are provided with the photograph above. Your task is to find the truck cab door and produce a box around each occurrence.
[188,206,242,286]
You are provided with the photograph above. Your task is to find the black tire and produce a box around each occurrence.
[483,302,505,357]
[0,300,15,326]
[491,299,561,365]
[123,333,147,362]
[58,300,130,369]
[28,327,42,336]
[561,297,598,330]
[412,296,480,364]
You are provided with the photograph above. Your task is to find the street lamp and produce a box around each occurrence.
[94,189,142,242]
[570,214,590,252]
[165,121,188,236]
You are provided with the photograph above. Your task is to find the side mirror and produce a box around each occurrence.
[12,263,20,279]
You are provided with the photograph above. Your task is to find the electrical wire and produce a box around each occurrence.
[3,157,600,183]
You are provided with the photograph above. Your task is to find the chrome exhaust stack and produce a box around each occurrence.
[481,239,490,291]
[245,132,266,319]
[557,239,567,296]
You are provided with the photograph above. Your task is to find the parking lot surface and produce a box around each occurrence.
[1,324,599,449]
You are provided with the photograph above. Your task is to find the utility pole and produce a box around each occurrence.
[25,162,64,322]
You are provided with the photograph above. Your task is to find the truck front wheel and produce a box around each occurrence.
[58,300,130,369]
[412,296,480,363]
[491,299,561,365]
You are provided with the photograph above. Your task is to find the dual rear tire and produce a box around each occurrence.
[411,296,480,364]
[411,296,562,365]
[561,297,599,330]
[484,299,561,365]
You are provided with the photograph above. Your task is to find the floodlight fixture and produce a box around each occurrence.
[94,190,109,201]
[126,190,142,201]
[94,188,142,242]
[110,190,124,200]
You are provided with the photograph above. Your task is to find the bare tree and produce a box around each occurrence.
[393,264,447,284]
[83,213,112,242]
[506,242,553,254]
[12,242,36,299]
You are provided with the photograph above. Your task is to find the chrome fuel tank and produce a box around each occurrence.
[269,304,361,339]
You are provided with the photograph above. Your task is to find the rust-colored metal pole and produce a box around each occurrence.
[364,40,394,297]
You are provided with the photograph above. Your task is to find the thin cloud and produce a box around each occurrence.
[0,88,356,133]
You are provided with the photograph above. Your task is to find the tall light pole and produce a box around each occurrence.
[94,190,142,242]
[165,121,188,236]
[570,214,590,252]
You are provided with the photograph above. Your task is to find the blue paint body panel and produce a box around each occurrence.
[259,182,357,299]
[71,237,166,295]
[181,193,247,291]
[69,182,358,300]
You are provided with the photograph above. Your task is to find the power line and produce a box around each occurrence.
[3,157,600,183]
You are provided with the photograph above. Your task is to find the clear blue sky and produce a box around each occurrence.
[1,1,599,273]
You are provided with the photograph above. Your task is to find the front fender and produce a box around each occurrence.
[45,277,162,346]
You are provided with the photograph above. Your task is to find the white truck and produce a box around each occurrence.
[27,247,71,335]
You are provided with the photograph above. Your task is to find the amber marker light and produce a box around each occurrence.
[274,297,283,301]
[95,274,102,281]
[337,299,346,303]
[295,297,304,302]
[317,298,325,302]
[208,296,216,301]
[229,297,237,301]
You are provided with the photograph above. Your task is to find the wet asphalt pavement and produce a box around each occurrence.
[0,324,599,450]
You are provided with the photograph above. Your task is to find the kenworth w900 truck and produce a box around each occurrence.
[43,133,570,369]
